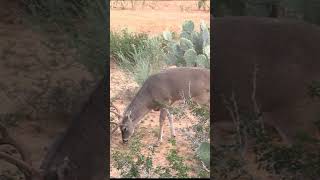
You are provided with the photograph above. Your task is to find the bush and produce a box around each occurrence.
[166,149,190,178]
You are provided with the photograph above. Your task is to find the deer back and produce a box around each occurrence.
[145,67,210,105]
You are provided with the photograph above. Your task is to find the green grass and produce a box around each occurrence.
[110,29,148,62]
[166,149,190,178]
[113,32,166,86]
[168,138,177,146]
[111,128,194,178]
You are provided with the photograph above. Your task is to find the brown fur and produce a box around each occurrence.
[120,67,210,144]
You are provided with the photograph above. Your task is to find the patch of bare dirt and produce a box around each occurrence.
[110,0,210,35]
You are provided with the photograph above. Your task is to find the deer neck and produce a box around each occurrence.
[125,95,152,126]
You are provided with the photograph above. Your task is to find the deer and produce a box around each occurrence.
[111,67,210,146]
[0,79,107,180]
[212,16,320,148]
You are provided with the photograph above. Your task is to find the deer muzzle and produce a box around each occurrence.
[122,139,128,144]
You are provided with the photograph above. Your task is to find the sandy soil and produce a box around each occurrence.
[110,0,210,35]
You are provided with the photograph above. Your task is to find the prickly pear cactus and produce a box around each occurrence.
[163,20,210,69]
[196,54,209,68]
[184,49,197,66]
[180,38,194,51]
[182,20,195,33]
[196,142,210,168]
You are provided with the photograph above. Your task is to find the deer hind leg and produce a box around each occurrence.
[155,108,167,146]
[192,90,210,107]
[165,109,175,138]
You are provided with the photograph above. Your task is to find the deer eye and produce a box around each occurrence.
[123,127,127,131]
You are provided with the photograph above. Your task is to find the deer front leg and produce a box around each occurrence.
[155,108,167,146]
[165,109,175,138]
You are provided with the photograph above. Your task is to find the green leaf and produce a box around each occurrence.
[145,157,153,173]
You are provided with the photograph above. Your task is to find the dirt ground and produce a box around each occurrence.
[110,0,210,35]
[110,1,210,177]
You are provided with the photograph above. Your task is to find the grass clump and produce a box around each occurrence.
[115,35,166,86]
[166,149,190,178]
[110,29,148,62]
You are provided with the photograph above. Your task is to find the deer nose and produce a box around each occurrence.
[123,139,128,144]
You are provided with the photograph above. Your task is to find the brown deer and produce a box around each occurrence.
[213,16,320,147]
[112,67,210,146]
[0,79,107,180]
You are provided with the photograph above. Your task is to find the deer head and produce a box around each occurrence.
[110,103,136,144]
[110,103,133,144]
[119,110,135,144]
